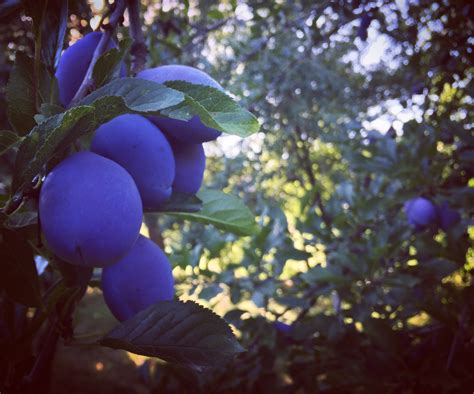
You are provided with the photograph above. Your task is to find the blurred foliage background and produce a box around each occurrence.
[1,0,473,393]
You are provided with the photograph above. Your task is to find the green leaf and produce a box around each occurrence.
[199,284,223,301]
[79,77,185,112]
[274,295,310,308]
[208,9,225,19]
[6,53,38,135]
[0,130,22,156]
[167,189,259,236]
[301,265,349,285]
[11,79,185,195]
[420,259,458,280]
[10,76,259,197]
[152,191,202,213]
[383,273,420,288]
[99,300,244,370]
[363,318,402,355]
[13,106,95,193]
[0,229,41,307]
[40,103,64,117]
[93,38,132,88]
[162,81,261,137]
[6,52,57,135]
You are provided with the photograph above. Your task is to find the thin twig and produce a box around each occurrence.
[69,0,127,106]
[183,17,235,52]
[127,0,148,74]
[446,305,469,371]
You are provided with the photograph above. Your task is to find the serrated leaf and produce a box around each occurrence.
[167,189,258,236]
[0,229,41,307]
[100,300,244,370]
[152,191,202,213]
[10,77,259,197]
[93,38,131,88]
[79,77,185,112]
[40,103,64,117]
[13,106,95,192]
[0,130,22,156]
[11,79,185,195]
[162,81,260,137]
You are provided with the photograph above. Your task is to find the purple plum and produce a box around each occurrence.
[101,235,175,321]
[91,114,175,209]
[169,139,206,195]
[39,151,143,267]
[437,202,461,231]
[404,197,438,230]
[56,32,121,106]
[137,65,224,143]
[274,321,293,335]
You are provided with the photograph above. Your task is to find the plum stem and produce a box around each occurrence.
[128,0,148,75]
[68,0,127,106]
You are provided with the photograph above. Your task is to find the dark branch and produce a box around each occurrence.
[183,17,235,52]
[127,0,148,74]
[446,305,469,371]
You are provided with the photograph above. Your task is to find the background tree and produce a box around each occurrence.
[0,0,473,393]
[142,1,473,392]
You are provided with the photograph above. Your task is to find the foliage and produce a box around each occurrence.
[141,0,474,392]
[0,1,256,391]
[0,0,473,393]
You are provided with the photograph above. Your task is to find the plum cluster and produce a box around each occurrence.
[404,197,460,232]
[39,33,222,321]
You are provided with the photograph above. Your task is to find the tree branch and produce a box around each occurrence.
[127,0,147,74]
[22,317,59,392]
[446,305,469,371]
[69,0,127,106]
[183,17,235,52]
[292,125,332,228]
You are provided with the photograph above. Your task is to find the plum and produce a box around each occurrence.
[357,14,373,41]
[56,32,120,106]
[273,321,293,335]
[39,151,142,267]
[91,114,175,209]
[169,139,205,195]
[101,235,175,321]
[404,197,437,229]
[437,202,461,231]
[137,65,224,143]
